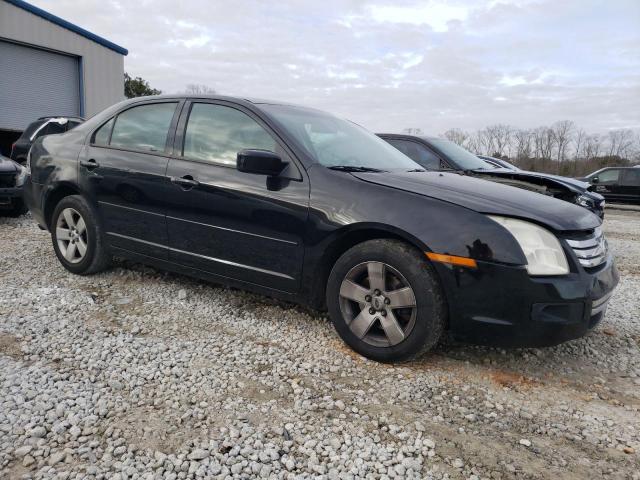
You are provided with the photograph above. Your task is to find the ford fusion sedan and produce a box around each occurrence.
[379,134,605,218]
[24,95,618,362]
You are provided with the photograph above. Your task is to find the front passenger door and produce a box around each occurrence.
[165,101,309,293]
[591,168,622,201]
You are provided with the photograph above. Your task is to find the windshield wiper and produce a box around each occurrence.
[406,168,426,172]
[328,165,387,173]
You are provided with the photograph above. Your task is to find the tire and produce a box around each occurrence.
[50,195,111,275]
[326,239,446,363]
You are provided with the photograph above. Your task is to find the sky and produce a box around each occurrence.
[32,0,640,135]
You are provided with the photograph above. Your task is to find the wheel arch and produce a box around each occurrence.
[43,182,82,230]
[304,222,438,310]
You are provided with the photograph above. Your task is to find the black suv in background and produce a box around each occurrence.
[10,116,84,164]
[579,167,640,204]
[23,95,618,362]
[379,134,606,218]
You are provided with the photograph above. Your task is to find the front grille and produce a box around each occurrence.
[566,227,608,268]
[0,173,16,188]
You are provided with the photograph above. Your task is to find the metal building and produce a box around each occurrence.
[0,0,127,154]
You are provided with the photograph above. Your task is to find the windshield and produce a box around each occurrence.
[428,138,492,170]
[260,104,421,171]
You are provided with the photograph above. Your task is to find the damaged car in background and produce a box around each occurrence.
[379,134,605,218]
[0,154,28,217]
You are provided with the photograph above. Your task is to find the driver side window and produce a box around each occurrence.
[183,103,277,166]
[596,169,621,183]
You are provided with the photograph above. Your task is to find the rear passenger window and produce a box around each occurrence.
[93,118,114,145]
[45,122,66,135]
[622,169,640,186]
[183,103,276,165]
[110,103,177,152]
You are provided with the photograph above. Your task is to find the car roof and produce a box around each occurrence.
[36,116,85,121]
[125,94,299,108]
[377,133,440,141]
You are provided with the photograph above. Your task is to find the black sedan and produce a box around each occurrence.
[0,154,27,216]
[379,134,605,218]
[23,95,618,362]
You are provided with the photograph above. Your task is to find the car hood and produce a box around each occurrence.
[0,155,20,174]
[352,171,601,232]
[475,168,590,191]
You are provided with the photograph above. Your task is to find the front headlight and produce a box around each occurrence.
[488,216,569,276]
[576,194,594,209]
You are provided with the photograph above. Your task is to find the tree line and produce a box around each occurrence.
[435,122,639,176]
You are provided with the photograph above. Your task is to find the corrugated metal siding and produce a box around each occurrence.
[0,1,125,120]
[0,40,80,130]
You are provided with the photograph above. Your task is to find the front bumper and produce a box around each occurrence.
[0,186,23,208]
[437,253,619,348]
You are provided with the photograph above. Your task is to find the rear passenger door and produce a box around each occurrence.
[619,169,640,203]
[79,100,182,259]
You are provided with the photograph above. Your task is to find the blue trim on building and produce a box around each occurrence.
[5,0,128,55]
[78,56,85,117]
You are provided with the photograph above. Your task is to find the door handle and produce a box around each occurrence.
[170,175,200,189]
[80,159,100,169]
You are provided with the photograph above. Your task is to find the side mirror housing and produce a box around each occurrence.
[237,149,286,176]
[591,176,599,184]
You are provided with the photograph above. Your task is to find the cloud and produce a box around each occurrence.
[30,0,640,134]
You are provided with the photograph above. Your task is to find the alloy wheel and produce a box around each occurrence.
[338,261,417,347]
[56,207,88,264]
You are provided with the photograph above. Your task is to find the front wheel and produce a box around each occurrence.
[51,195,111,275]
[326,239,446,362]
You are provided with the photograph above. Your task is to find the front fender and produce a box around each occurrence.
[307,167,527,266]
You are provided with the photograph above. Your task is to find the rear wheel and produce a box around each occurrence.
[327,239,446,362]
[51,195,111,275]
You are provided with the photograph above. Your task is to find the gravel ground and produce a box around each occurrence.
[0,209,638,480]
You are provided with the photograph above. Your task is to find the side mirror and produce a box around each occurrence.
[237,149,286,176]
[591,176,599,184]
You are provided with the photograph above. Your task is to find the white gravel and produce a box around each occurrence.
[0,210,639,479]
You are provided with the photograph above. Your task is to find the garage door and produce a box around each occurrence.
[0,40,80,131]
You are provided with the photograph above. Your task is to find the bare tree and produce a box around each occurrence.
[513,129,533,161]
[551,120,575,173]
[533,126,555,169]
[484,124,513,158]
[607,129,635,158]
[184,84,217,95]
[465,133,481,155]
[437,122,639,175]
[476,129,495,156]
[573,128,587,175]
[442,128,469,147]
[583,134,602,161]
